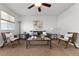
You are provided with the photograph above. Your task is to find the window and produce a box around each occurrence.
[7,22,15,30]
[1,20,8,30]
[0,11,15,30]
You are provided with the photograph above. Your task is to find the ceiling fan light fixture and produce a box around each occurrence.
[35,3,41,7]
[28,3,51,12]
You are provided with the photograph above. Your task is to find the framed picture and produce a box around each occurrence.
[33,20,43,30]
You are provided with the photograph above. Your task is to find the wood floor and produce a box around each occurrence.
[0,39,79,56]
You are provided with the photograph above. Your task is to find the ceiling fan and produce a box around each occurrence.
[28,3,51,12]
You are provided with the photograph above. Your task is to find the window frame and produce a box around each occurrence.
[0,10,16,30]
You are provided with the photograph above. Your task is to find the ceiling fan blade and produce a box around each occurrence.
[28,4,34,9]
[42,3,51,7]
[38,7,41,12]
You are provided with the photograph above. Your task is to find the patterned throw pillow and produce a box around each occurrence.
[42,32,47,36]
[64,33,73,39]
[5,33,10,38]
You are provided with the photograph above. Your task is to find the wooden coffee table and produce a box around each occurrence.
[26,37,52,48]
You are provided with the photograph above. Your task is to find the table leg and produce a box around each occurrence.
[26,40,28,48]
[26,40,30,48]
[47,41,49,45]
[49,40,51,49]
[28,41,30,48]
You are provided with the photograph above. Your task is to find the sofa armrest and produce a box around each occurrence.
[14,34,19,38]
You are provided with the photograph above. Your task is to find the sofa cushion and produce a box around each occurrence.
[5,32,18,42]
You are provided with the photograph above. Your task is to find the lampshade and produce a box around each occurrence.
[43,32,47,36]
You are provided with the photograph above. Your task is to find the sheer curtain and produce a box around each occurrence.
[75,33,79,48]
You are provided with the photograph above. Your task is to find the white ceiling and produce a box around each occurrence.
[2,3,74,16]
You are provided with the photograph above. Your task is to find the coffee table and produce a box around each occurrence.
[26,37,52,48]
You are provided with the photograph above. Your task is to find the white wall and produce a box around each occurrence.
[21,16,57,34]
[57,4,79,34]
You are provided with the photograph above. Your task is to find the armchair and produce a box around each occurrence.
[1,32,20,48]
[58,32,78,48]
